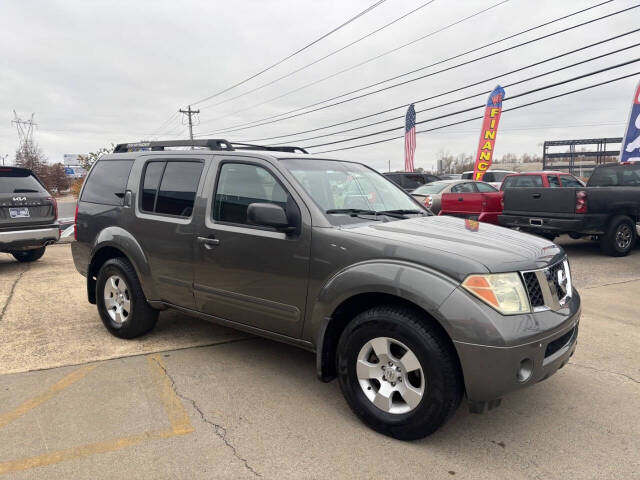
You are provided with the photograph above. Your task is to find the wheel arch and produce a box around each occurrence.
[310,261,461,383]
[87,227,156,304]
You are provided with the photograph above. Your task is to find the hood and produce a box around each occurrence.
[342,215,564,275]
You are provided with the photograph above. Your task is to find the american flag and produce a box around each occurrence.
[404,104,416,172]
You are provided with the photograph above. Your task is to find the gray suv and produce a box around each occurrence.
[72,139,581,439]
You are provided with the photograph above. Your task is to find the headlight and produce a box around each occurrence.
[462,273,530,315]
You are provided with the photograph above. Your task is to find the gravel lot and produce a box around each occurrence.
[0,238,638,479]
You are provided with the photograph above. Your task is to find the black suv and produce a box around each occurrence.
[383,172,441,192]
[0,166,59,262]
[72,139,580,439]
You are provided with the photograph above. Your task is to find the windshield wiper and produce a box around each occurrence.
[325,208,407,219]
[377,209,427,217]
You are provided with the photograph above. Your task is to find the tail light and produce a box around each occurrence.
[74,203,79,240]
[47,197,58,220]
[575,190,587,214]
[423,195,432,208]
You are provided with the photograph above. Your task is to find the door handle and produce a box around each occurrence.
[197,236,220,249]
[457,197,464,202]
[532,193,541,199]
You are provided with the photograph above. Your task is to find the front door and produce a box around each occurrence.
[193,158,311,338]
[449,182,481,216]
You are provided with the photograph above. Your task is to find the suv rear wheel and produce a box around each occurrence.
[600,215,636,257]
[96,257,158,338]
[336,305,463,440]
[12,246,46,263]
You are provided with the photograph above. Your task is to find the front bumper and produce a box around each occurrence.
[0,226,59,251]
[453,311,579,404]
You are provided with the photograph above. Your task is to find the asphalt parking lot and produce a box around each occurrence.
[0,238,638,479]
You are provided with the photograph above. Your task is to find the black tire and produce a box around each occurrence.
[336,305,463,440]
[12,247,46,263]
[568,232,582,240]
[96,257,158,339]
[600,215,636,257]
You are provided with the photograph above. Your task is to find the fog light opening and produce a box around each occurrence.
[517,359,533,383]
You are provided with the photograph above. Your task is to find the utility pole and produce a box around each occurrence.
[0,154,7,166]
[179,105,200,140]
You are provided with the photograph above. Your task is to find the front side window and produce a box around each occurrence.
[213,162,289,226]
[139,160,203,217]
[81,160,134,205]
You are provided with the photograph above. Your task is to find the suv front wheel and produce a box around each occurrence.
[96,257,158,338]
[336,305,463,440]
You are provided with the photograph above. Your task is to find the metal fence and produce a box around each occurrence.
[542,138,622,178]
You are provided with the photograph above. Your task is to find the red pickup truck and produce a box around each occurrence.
[438,172,585,225]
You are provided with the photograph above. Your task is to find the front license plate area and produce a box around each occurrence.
[9,207,30,218]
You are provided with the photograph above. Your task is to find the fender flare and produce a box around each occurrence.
[308,260,460,381]
[89,226,157,301]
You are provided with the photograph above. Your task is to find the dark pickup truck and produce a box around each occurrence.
[499,163,640,256]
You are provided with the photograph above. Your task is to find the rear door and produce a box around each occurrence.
[0,167,56,231]
[131,157,206,309]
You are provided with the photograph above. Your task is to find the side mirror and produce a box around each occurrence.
[247,203,295,233]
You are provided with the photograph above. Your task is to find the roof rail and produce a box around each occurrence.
[230,142,309,154]
[113,139,234,153]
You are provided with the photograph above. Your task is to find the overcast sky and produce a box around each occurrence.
[1,0,638,172]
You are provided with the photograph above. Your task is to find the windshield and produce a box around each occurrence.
[412,182,449,194]
[280,159,425,223]
[0,169,46,194]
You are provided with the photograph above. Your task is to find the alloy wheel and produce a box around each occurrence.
[356,337,425,414]
[103,275,131,325]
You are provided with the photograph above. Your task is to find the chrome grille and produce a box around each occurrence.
[522,259,572,312]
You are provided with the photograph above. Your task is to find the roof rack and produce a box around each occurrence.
[113,139,234,153]
[113,139,308,154]
[230,142,308,154]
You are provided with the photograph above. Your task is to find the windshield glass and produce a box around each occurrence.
[412,182,449,194]
[280,159,425,223]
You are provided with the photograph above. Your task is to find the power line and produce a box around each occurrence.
[149,111,180,140]
[200,0,513,127]
[248,29,639,144]
[190,0,388,106]
[265,37,640,145]
[311,71,640,154]
[303,58,640,149]
[201,0,438,111]
[201,0,623,135]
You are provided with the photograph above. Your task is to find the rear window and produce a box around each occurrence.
[461,172,473,179]
[589,165,640,187]
[502,175,543,189]
[559,175,583,188]
[81,160,134,205]
[140,160,203,217]
[0,168,47,194]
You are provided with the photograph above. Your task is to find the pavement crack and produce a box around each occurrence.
[582,278,640,290]
[569,361,639,384]
[0,265,29,324]
[151,357,262,478]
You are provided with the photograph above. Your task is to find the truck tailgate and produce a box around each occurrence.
[502,188,577,214]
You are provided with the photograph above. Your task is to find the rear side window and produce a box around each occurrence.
[213,163,290,226]
[140,161,203,217]
[0,169,47,193]
[475,182,497,192]
[81,160,133,205]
